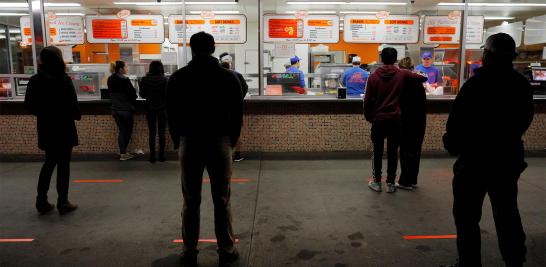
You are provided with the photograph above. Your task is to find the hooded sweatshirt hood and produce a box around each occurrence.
[375,64,399,79]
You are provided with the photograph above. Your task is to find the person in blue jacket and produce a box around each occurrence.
[341,56,369,95]
[415,52,442,86]
[285,55,306,88]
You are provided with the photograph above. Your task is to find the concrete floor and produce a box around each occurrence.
[0,156,545,267]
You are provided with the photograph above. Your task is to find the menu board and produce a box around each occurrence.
[264,15,339,43]
[168,15,247,44]
[20,16,85,45]
[486,21,523,47]
[343,15,419,44]
[86,15,164,44]
[424,16,484,44]
[524,15,546,45]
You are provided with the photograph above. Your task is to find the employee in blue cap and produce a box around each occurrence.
[341,56,369,96]
[415,52,442,86]
[285,55,306,88]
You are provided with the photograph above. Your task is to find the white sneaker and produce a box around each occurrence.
[120,153,134,161]
[134,149,145,155]
[368,181,382,192]
[386,183,397,193]
[396,183,413,191]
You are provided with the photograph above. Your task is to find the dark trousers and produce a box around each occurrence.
[179,136,235,254]
[146,109,166,158]
[371,120,401,184]
[452,158,527,267]
[112,110,134,154]
[37,147,73,203]
[399,126,425,186]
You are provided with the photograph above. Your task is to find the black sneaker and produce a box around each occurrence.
[36,199,55,215]
[218,248,239,267]
[233,152,244,162]
[180,250,198,267]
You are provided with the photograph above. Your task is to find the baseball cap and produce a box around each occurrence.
[220,54,233,63]
[421,52,433,59]
[290,56,301,65]
[352,56,361,63]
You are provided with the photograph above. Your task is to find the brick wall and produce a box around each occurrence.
[1,113,545,154]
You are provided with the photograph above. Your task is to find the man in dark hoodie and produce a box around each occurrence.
[364,47,427,193]
[167,32,244,267]
[443,33,533,267]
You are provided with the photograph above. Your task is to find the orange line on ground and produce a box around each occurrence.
[403,235,457,240]
[73,180,124,183]
[0,238,34,243]
[172,239,240,243]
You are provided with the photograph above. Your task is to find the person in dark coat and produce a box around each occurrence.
[108,60,138,161]
[443,33,534,267]
[364,47,427,193]
[397,57,427,190]
[167,32,243,267]
[139,60,168,163]
[24,46,81,215]
[219,52,248,162]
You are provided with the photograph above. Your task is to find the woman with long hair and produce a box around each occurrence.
[108,60,138,160]
[24,46,81,215]
[139,60,168,163]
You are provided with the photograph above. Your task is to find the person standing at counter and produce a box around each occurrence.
[24,46,80,215]
[443,33,533,267]
[415,52,441,86]
[285,55,306,89]
[219,52,248,162]
[139,60,167,163]
[108,60,138,161]
[341,56,369,96]
[364,48,427,193]
[167,32,243,267]
[397,57,426,190]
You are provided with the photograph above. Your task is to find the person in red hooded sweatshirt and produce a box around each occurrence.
[364,47,427,193]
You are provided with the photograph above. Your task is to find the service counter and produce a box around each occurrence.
[1,96,545,155]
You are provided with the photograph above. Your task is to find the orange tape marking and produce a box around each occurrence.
[0,238,34,243]
[172,239,240,243]
[73,180,124,183]
[403,235,457,240]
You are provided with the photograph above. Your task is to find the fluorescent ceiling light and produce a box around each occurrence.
[285,11,337,14]
[114,1,237,5]
[339,11,377,14]
[287,1,406,5]
[0,12,28,16]
[484,16,515,20]
[189,10,240,14]
[56,13,86,16]
[0,2,80,8]
[438,2,546,7]
[44,3,81,7]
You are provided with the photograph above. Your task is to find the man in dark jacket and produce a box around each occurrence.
[167,32,243,267]
[364,47,427,193]
[443,33,533,267]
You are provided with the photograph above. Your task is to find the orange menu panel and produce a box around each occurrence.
[175,20,205,25]
[49,28,57,36]
[131,19,155,26]
[427,27,456,35]
[430,36,453,41]
[350,19,380,24]
[23,27,31,35]
[307,20,332,26]
[268,19,301,38]
[384,20,414,25]
[210,19,240,25]
[92,19,125,39]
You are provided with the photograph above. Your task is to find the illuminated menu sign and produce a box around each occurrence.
[424,16,484,44]
[486,21,523,47]
[264,15,339,43]
[344,15,419,43]
[20,16,85,45]
[524,15,546,45]
[168,15,247,44]
[86,15,164,44]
